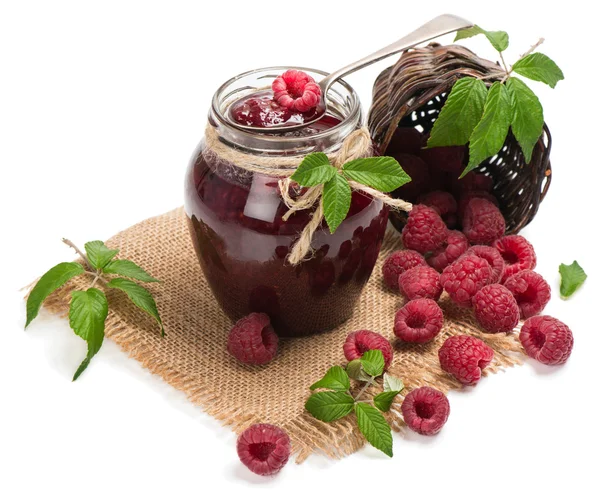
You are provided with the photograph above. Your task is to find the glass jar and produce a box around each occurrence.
[184,67,389,337]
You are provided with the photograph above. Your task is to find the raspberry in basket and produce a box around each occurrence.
[462,198,506,245]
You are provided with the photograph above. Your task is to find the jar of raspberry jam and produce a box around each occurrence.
[184,67,389,336]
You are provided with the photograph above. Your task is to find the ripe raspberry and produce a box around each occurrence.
[401,386,450,435]
[402,205,448,254]
[504,270,551,319]
[227,313,278,365]
[237,423,291,476]
[343,330,393,369]
[520,316,573,365]
[272,69,321,112]
[457,191,499,220]
[386,127,423,155]
[466,245,505,284]
[427,230,469,272]
[417,190,458,228]
[438,335,494,385]
[462,198,506,245]
[394,299,444,343]
[420,145,465,173]
[440,255,494,308]
[398,266,443,301]
[472,284,520,333]
[393,154,431,201]
[493,235,537,282]
[382,249,427,290]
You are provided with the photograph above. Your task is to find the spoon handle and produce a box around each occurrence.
[319,14,473,94]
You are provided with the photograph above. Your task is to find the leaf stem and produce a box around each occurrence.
[500,37,545,83]
[354,376,376,402]
[499,51,510,73]
[62,238,94,271]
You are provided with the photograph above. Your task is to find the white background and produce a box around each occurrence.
[1,1,597,491]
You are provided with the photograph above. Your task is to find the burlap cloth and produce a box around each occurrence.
[43,207,524,463]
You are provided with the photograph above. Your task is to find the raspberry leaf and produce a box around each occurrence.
[455,25,509,52]
[355,403,393,457]
[322,173,351,234]
[345,360,371,382]
[506,78,544,163]
[512,53,564,88]
[559,261,587,299]
[310,366,351,391]
[427,77,488,148]
[291,152,336,187]
[360,349,385,377]
[84,240,119,270]
[26,262,85,328]
[373,391,401,412]
[383,373,404,392]
[104,259,160,283]
[342,156,411,193]
[305,391,355,422]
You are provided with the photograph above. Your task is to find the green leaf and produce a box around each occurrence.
[310,366,351,391]
[305,391,355,422]
[506,78,544,163]
[455,25,509,52]
[465,82,512,176]
[26,262,85,327]
[322,173,351,234]
[373,391,401,412]
[84,240,119,270]
[104,259,160,283]
[360,350,385,377]
[383,373,404,393]
[427,77,488,147]
[106,277,164,336]
[355,403,393,457]
[346,360,371,382]
[512,53,564,88]
[342,156,411,193]
[559,261,587,299]
[69,288,108,381]
[290,152,337,187]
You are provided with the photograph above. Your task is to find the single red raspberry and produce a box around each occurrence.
[420,145,465,173]
[398,266,443,301]
[462,198,506,245]
[438,335,494,385]
[457,191,499,220]
[466,245,505,284]
[394,299,444,343]
[382,249,427,290]
[520,316,573,365]
[393,154,431,201]
[272,69,321,112]
[343,330,393,369]
[237,423,291,476]
[402,205,448,254]
[386,127,423,155]
[427,230,469,272]
[472,284,520,333]
[227,313,278,365]
[493,235,537,282]
[504,270,551,319]
[440,255,494,308]
[417,190,458,228]
[401,386,450,435]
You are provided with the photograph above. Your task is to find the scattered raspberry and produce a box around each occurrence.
[393,154,431,201]
[402,205,448,254]
[462,198,506,245]
[457,191,499,220]
[440,255,494,308]
[520,316,573,365]
[417,190,458,228]
[398,266,443,301]
[394,299,444,343]
[401,386,450,435]
[382,250,427,290]
[504,270,551,318]
[427,230,469,272]
[343,330,393,369]
[237,423,291,476]
[466,245,505,284]
[420,146,465,173]
[493,235,537,282]
[386,127,423,155]
[227,313,279,365]
[438,335,494,385]
[272,69,322,112]
[472,284,520,333]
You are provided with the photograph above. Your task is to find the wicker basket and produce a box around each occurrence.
[368,43,552,235]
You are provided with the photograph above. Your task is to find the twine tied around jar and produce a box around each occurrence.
[204,125,413,265]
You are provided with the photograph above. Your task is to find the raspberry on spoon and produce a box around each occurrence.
[272,69,322,113]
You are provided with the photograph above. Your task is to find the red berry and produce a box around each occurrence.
[386,127,423,155]
[493,235,537,282]
[393,154,431,201]
[231,95,292,127]
[237,423,291,476]
[462,198,506,245]
[457,191,499,220]
[440,255,494,308]
[520,316,573,365]
[402,205,448,254]
[272,69,321,112]
[227,313,279,365]
[394,299,444,343]
[472,284,520,333]
[451,171,493,195]
[420,146,465,173]
[504,270,551,319]
[401,387,450,436]
[427,230,469,272]
[465,245,505,284]
[417,190,458,228]
[382,250,427,290]
[438,335,494,385]
[343,330,393,369]
[398,266,443,301]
